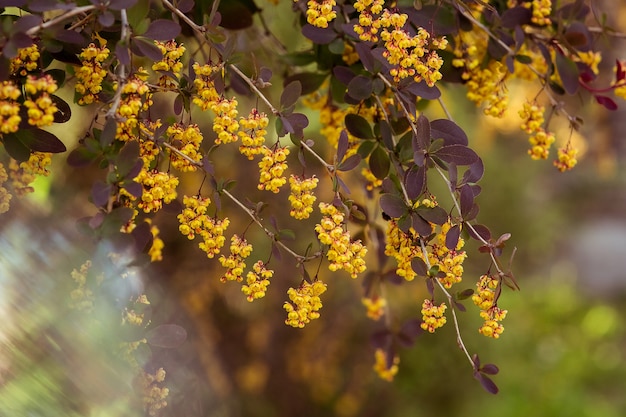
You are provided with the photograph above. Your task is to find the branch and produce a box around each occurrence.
[105,9,130,119]
[419,239,474,367]
[26,5,97,36]
[161,142,317,264]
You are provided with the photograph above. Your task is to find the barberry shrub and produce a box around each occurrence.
[0,0,624,409]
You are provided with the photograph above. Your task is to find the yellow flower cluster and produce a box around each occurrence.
[210,97,239,145]
[373,348,399,381]
[385,220,422,281]
[315,202,367,278]
[178,195,230,258]
[472,274,507,339]
[8,152,52,196]
[430,222,467,289]
[167,123,203,171]
[152,40,185,87]
[518,100,556,160]
[258,145,290,193]
[138,120,163,166]
[23,74,58,127]
[192,62,220,110]
[121,217,164,262]
[554,144,578,172]
[420,299,447,333]
[0,163,10,213]
[342,42,360,65]
[301,0,337,28]
[453,32,508,117]
[362,296,386,320]
[75,37,110,105]
[10,44,40,76]
[288,175,319,219]
[219,234,253,282]
[379,11,447,86]
[528,130,556,160]
[361,167,382,191]
[576,50,602,75]
[283,280,327,328]
[529,0,552,26]
[69,260,96,311]
[128,169,178,213]
[0,81,22,134]
[139,368,169,416]
[353,0,385,42]
[238,109,269,159]
[115,72,152,141]
[242,260,273,301]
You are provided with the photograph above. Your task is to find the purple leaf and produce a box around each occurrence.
[405,165,426,200]
[345,113,374,139]
[337,130,349,163]
[369,145,390,179]
[481,363,500,375]
[337,154,361,171]
[280,80,302,109]
[143,19,181,41]
[414,114,431,151]
[380,194,407,218]
[133,36,163,61]
[445,224,460,251]
[555,52,579,95]
[301,24,337,44]
[435,145,479,166]
[460,184,474,219]
[333,66,356,85]
[596,95,618,111]
[91,181,112,208]
[347,75,373,101]
[411,257,428,276]
[430,119,468,146]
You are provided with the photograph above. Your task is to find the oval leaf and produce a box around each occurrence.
[430,119,468,146]
[369,145,390,179]
[405,165,426,200]
[143,19,181,41]
[347,75,373,101]
[445,224,461,250]
[435,145,479,166]
[280,80,301,109]
[380,193,407,218]
[338,154,361,171]
[345,113,374,139]
[555,52,579,95]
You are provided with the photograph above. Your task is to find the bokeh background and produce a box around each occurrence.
[2,1,626,416]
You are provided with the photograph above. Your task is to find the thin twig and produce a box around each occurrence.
[162,0,205,33]
[419,239,474,367]
[26,5,97,36]
[105,9,130,119]
[228,64,280,116]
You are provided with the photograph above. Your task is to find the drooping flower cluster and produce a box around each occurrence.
[10,44,39,76]
[315,202,367,278]
[131,169,178,213]
[283,280,327,328]
[518,100,556,160]
[258,145,290,193]
[362,296,386,320]
[429,222,467,289]
[152,40,185,87]
[379,10,447,86]
[420,299,447,333]
[385,220,422,281]
[210,97,239,145]
[472,274,507,339]
[288,175,318,219]
[373,348,399,381]
[178,195,230,258]
[23,74,58,127]
[167,123,204,171]
[300,0,337,28]
[353,0,385,42]
[192,62,220,110]
[115,72,153,141]
[0,81,22,134]
[453,31,508,117]
[0,163,10,213]
[219,234,253,282]
[554,143,578,172]
[238,109,269,159]
[138,368,169,417]
[241,260,273,301]
[75,36,110,105]
[8,152,52,196]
